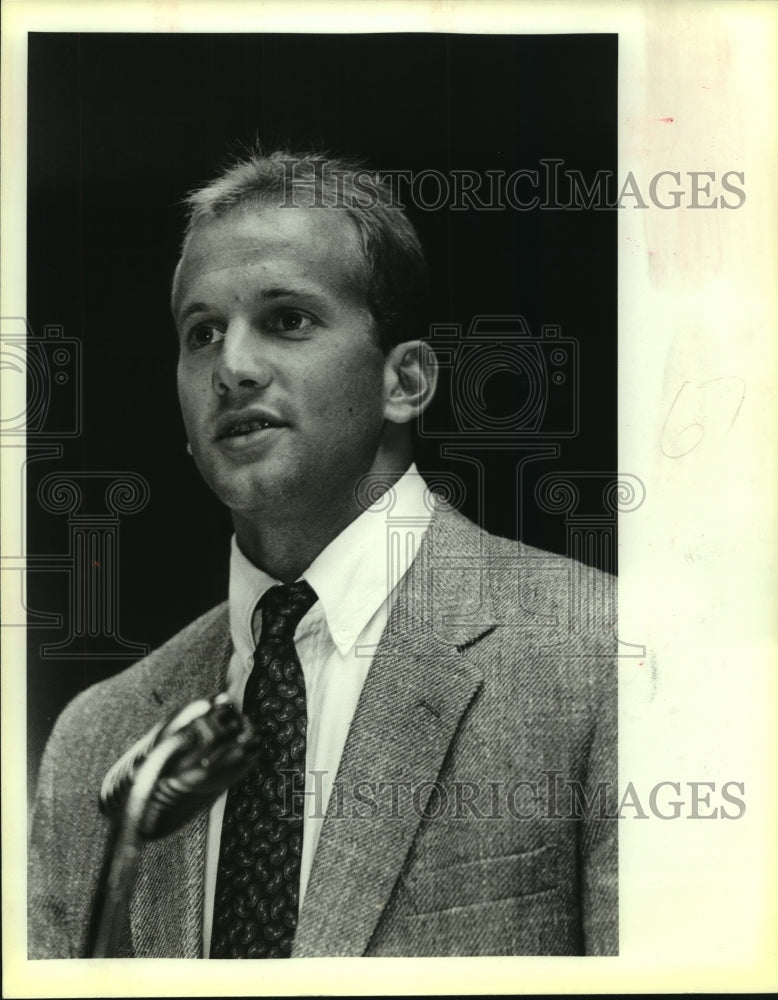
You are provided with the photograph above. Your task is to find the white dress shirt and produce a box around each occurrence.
[202,464,434,953]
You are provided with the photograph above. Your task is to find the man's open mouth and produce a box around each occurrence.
[222,419,276,438]
[215,410,285,441]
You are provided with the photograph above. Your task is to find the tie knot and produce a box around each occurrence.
[258,580,318,642]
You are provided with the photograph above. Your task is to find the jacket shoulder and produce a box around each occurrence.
[434,503,614,614]
[486,529,615,612]
[48,601,230,753]
[431,507,617,707]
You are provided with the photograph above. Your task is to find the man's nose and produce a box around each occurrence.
[212,322,272,395]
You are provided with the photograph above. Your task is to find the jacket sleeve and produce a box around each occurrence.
[28,719,72,958]
[28,688,115,959]
[579,654,619,955]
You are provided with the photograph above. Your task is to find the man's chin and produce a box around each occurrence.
[204,466,294,517]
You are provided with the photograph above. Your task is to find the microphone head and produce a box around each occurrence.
[99,694,262,838]
[140,699,263,838]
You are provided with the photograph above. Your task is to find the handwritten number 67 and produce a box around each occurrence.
[660,377,745,459]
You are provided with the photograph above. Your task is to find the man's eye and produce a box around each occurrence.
[186,323,225,349]
[269,310,314,334]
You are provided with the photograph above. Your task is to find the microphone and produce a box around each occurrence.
[99,693,262,838]
[92,694,262,956]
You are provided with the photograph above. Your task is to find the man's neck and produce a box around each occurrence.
[231,467,410,583]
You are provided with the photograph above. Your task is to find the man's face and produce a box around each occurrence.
[174,204,392,519]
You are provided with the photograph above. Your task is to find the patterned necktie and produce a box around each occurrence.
[210,580,318,959]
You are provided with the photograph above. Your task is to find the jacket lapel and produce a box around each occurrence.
[293,503,498,957]
[129,608,231,958]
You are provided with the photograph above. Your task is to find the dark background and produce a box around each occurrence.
[26,32,617,786]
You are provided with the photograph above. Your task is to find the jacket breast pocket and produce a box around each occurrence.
[402,844,560,916]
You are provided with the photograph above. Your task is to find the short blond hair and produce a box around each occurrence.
[174,148,430,352]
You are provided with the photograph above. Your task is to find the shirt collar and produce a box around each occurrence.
[228,537,279,669]
[228,464,434,661]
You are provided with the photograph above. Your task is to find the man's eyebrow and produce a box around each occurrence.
[177,301,210,325]
[262,286,329,303]
[177,287,331,324]
[176,286,336,323]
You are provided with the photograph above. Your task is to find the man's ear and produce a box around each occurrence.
[383,340,439,424]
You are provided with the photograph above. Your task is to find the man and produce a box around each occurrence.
[28,150,617,958]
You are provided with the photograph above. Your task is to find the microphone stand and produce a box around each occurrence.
[92,732,192,958]
[90,695,261,958]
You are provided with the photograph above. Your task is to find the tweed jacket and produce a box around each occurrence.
[28,503,618,958]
